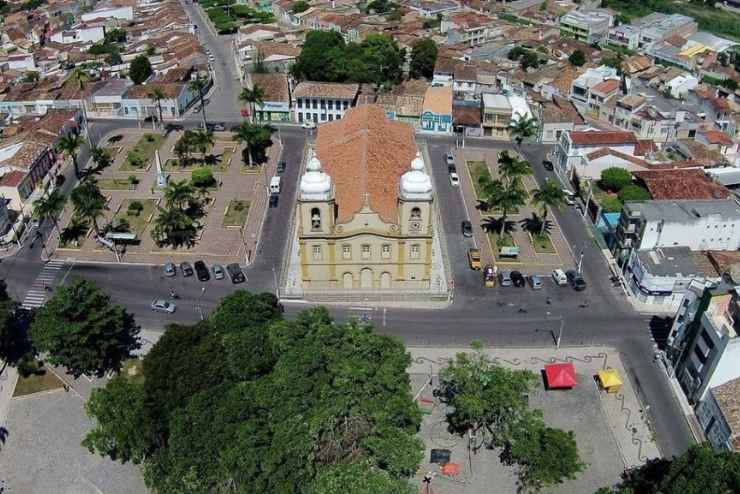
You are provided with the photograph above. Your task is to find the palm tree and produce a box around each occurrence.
[193,129,214,159]
[508,114,538,147]
[148,86,166,127]
[479,175,528,235]
[531,180,566,235]
[70,178,107,234]
[497,151,532,184]
[33,190,67,235]
[163,179,196,210]
[86,146,113,177]
[239,85,265,123]
[233,122,273,167]
[57,133,83,178]
[70,68,93,146]
[189,76,209,129]
[151,206,197,248]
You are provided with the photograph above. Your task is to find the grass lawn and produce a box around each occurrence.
[467,160,490,200]
[487,229,519,261]
[98,177,137,190]
[13,364,64,397]
[114,199,156,236]
[222,200,250,227]
[121,133,164,171]
[531,233,556,254]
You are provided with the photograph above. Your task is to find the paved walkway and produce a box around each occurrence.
[408,345,660,471]
[0,364,18,447]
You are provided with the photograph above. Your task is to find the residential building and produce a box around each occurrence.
[452,100,482,137]
[80,5,134,22]
[624,246,719,310]
[555,129,639,178]
[420,86,453,133]
[608,24,641,50]
[246,73,291,122]
[122,83,198,121]
[87,79,134,119]
[377,79,427,129]
[559,10,612,44]
[295,104,435,290]
[696,376,740,451]
[587,78,620,115]
[292,82,359,124]
[697,128,736,157]
[48,23,106,45]
[675,286,740,403]
[482,94,511,139]
[614,199,740,268]
[441,12,493,48]
[569,66,620,106]
[404,0,459,17]
[539,96,585,144]
[452,64,478,100]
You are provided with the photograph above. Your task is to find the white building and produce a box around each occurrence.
[570,66,620,106]
[676,287,740,403]
[554,129,640,179]
[625,246,719,310]
[292,82,359,125]
[559,10,613,44]
[81,5,134,22]
[49,24,106,45]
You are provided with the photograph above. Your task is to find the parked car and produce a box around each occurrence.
[446,152,455,165]
[163,262,176,277]
[449,172,460,186]
[207,122,225,132]
[448,164,457,174]
[194,260,210,281]
[212,264,225,280]
[461,220,473,237]
[302,121,316,129]
[552,268,568,286]
[144,115,158,123]
[269,194,279,208]
[226,263,245,283]
[511,270,526,287]
[192,105,201,113]
[563,189,576,205]
[165,123,184,133]
[180,262,194,277]
[499,269,512,287]
[277,161,286,174]
[543,160,554,171]
[566,269,587,291]
[529,274,543,290]
[467,248,481,270]
[151,299,176,313]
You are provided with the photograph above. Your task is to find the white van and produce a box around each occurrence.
[270,176,281,194]
[552,268,568,286]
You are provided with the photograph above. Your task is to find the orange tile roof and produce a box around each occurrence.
[293,81,359,100]
[702,129,734,146]
[590,79,620,95]
[570,130,637,146]
[423,86,452,115]
[0,171,26,188]
[634,169,731,200]
[315,104,417,224]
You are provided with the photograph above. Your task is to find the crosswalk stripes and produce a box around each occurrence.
[21,260,66,310]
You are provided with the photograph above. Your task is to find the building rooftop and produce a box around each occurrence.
[634,169,732,201]
[315,104,418,224]
[293,81,359,100]
[248,73,290,103]
[570,130,638,146]
[636,246,715,278]
[482,93,510,110]
[711,376,740,450]
[624,199,740,223]
[422,86,452,115]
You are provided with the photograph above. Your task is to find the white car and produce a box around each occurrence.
[302,121,316,129]
[151,299,176,313]
[449,172,460,186]
[446,152,455,165]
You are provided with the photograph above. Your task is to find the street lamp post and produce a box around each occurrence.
[547,311,565,349]
[196,285,206,320]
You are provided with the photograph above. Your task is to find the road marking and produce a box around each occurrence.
[21,261,66,309]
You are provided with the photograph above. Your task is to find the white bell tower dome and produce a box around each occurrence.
[300,154,333,201]
[400,151,432,201]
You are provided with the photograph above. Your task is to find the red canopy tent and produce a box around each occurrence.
[544,362,577,389]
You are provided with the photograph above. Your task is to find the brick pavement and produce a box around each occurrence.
[46,129,282,265]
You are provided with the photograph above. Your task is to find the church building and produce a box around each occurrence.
[296,104,435,290]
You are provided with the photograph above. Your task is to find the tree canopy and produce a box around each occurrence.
[129,55,153,84]
[409,38,438,80]
[438,347,583,492]
[596,444,740,494]
[600,167,632,192]
[291,30,404,88]
[84,293,423,493]
[568,49,586,67]
[29,278,140,377]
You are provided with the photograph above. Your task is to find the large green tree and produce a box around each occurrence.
[83,298,423,493]
[70,178,108,234]
[0,280,23,363]
[233,121,274,167]
[129,55,153,84]
[29,278,140,377]
[596,444,740,494]
[409,38,437,80]
[291,30,347,82]
[56,132,83,178]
